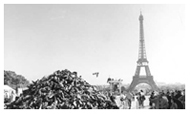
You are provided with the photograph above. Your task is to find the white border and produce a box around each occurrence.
[1,0,190,114]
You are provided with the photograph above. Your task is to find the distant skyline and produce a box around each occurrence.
[4,4,186,85]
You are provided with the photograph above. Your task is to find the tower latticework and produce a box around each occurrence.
[128,13,159,92]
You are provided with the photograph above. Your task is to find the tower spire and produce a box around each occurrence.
[128,14,159,92]
[138,12,147,63]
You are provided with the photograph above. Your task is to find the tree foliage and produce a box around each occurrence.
[4,70,30,89]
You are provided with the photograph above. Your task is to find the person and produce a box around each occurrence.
[172,97,183,109]
[136,92,141,108]
[170,98,178,109]
[120,91,126,109]
[125,92,133,109]
[149,91,155,107]
[107,78,111,83]
[139,90,145,108]
[178,92,185,109]
[112,94,122,109]
[166,91,172,109]
[150,93,168,109]
[175,91,182,99]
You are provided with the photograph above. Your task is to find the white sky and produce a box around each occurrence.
[4,4,187,85]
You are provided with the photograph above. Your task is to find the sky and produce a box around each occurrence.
[4,4,187,85]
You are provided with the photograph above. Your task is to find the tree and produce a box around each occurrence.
[4,70,30,89]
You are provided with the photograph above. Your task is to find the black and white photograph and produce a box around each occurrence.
[2,2,189,111]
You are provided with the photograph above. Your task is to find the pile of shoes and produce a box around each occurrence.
[5,69,118,109]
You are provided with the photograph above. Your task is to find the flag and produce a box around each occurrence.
[92,72,99,77]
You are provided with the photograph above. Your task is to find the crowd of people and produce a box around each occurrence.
[149,89,185,109]
[4,69,185,109]
[98,89,185,109]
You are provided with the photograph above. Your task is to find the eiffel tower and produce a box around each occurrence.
[128,12,159,92]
